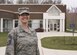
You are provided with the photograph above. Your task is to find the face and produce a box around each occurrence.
[19,13,30,24]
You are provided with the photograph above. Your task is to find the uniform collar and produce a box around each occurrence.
[18,25,34,33]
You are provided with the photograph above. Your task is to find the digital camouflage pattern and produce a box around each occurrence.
[5,25,40,55]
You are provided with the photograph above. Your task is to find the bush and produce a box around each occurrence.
[35,28,44,32]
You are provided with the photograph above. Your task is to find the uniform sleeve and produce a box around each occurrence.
[34,31,40,55]
[5,33,15,55]
[36,43,40,55]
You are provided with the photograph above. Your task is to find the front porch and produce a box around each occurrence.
[43,19,65,32]
[43,5,65,32]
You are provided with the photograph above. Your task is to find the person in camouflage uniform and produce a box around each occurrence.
[5,7,40,55]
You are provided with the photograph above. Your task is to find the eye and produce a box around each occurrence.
[20,13,29,16]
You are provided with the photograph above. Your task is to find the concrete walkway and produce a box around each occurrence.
[37,32,77,39]
[42,47,77,55]
[0,47,6,55]
[0,32,77,55]
[37,32,77,55]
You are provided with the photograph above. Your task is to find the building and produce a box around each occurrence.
[0,4,66,32]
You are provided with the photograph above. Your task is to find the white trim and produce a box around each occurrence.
[43,19,46,31]
[13,19,15,29]
[46,19,48,32]
[46,5,62,13]
[63,19,65,32]
[1,18,3,32]
[0,9,16,13]
[60,19,63,32]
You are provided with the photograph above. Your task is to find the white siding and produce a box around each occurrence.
[32,20,40,29]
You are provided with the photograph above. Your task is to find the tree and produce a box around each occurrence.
[52,0,61,4]
[74,8,77,13]
[17,0,23,4]
[41,0,61,4]
[23,0,38,4]
[7,0,13,4]
[0,0,5,4]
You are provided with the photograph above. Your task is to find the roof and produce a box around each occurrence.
[0,4,66,19]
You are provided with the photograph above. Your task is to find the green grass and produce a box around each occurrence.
[66,29,77,33]
[0,32,8,47]
[41,36,77,50]
[1,32,77,50]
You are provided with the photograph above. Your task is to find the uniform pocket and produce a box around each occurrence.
[18,33,25,38]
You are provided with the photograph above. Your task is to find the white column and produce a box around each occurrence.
[46,19,48,32]
[63,19,65,32]
[13,19,15,29]
[43,19,46,32]
[52,23,54,31]
[1,18,3,32]
[60,19,63,32]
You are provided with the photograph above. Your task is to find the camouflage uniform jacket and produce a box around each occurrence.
[5,25,40,55]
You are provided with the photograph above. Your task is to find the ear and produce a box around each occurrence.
[28,15,30,18]
[18,15,20,19]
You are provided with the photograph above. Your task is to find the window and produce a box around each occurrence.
[3,19,13,32]
[32,20,39,29]
[15,20,18,27]
[40,20,43,28]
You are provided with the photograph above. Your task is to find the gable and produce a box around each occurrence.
[46,5,62,16]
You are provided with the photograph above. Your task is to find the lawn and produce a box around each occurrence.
[1,32,77,50]
[0,32,8,47]
[41,36,77,50]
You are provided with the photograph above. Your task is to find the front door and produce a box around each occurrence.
[48,19,60,32]
[49,23,57,31]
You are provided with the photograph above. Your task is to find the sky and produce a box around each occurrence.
[62,0,77,9]
[13,0,77,9]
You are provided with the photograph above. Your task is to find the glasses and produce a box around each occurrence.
[19,13,30,16]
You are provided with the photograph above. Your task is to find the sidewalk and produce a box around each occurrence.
[37,32,77,55]
[37,32,77,39]
[42,47,77,55]
[1,46,77,55]
[0,32,77,55]
[0,47,5,55]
